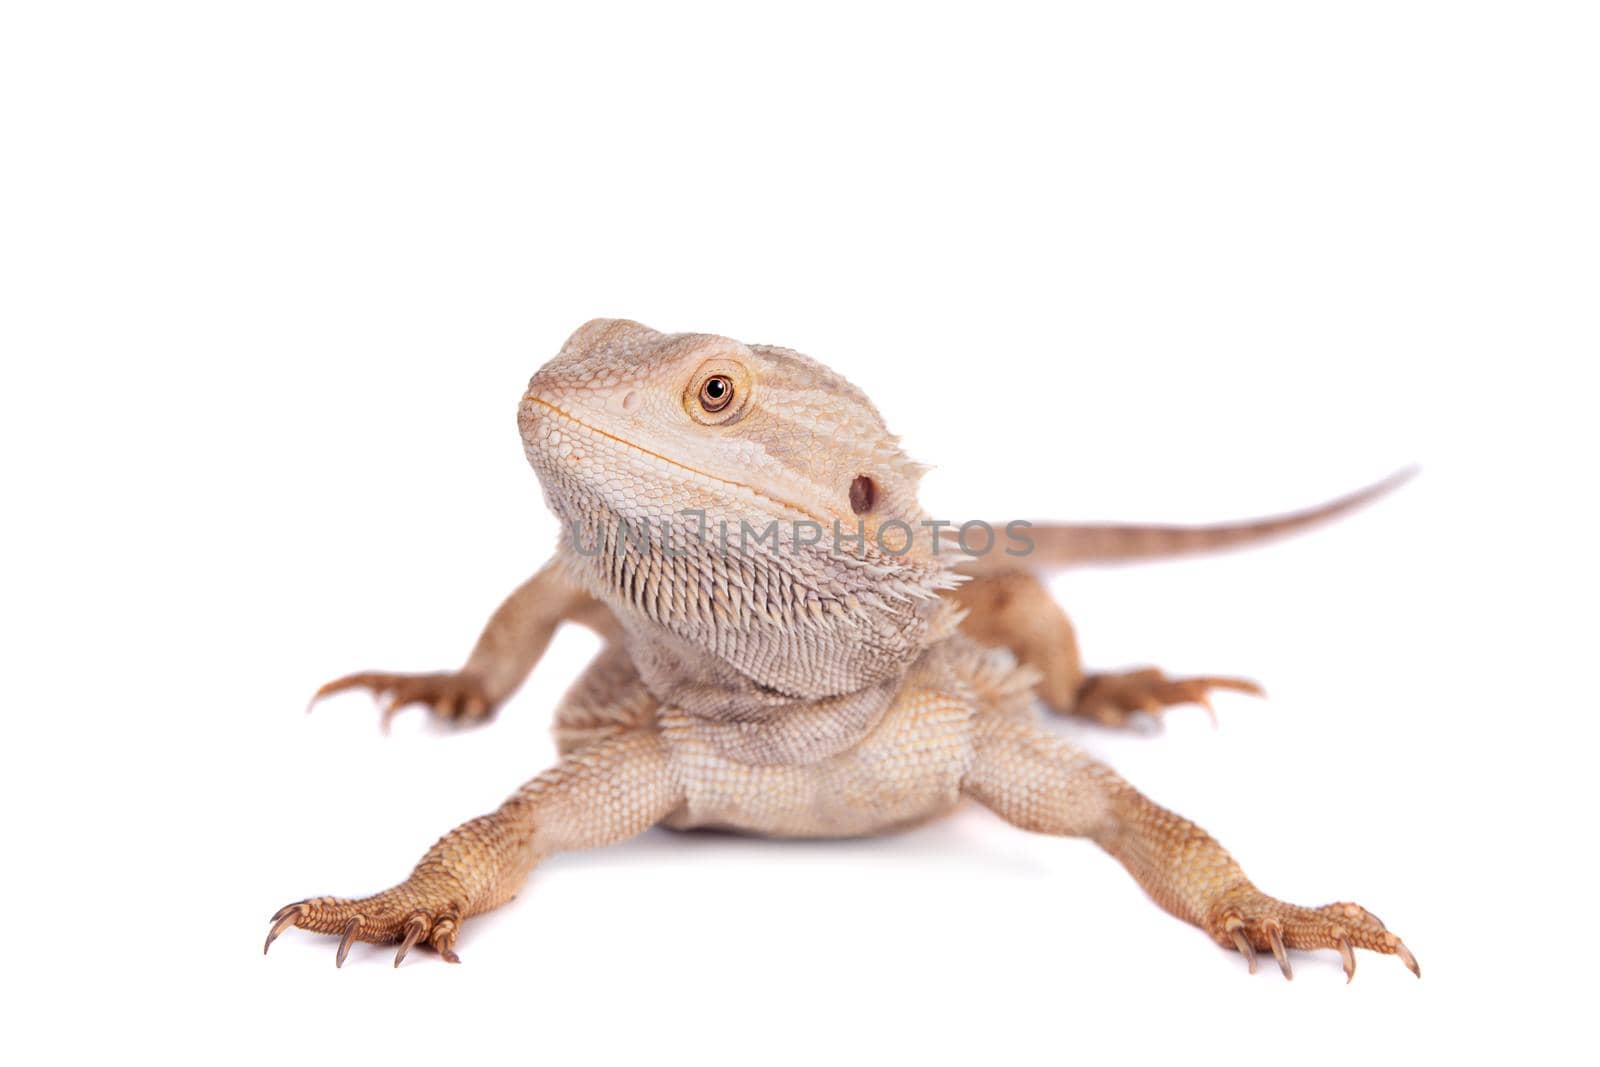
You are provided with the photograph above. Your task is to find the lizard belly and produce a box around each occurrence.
[660,677,977,838]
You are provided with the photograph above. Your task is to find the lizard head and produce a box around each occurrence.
[519,318,961,702]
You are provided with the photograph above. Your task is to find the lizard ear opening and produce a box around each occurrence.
[849,475,876,515]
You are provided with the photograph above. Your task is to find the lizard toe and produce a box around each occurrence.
[309,670,496,731]
[264,891,466,968]
[1074,668,1263,729]
[1210,890,1418,982]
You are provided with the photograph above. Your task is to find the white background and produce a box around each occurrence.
[3,2,1595,1063]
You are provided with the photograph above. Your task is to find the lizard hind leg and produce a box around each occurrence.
[307,558,619,732]
[946,569,1262,728]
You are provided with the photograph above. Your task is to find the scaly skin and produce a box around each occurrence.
[276,318,1417,980]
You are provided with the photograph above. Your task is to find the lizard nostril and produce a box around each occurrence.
[621,391,640,412]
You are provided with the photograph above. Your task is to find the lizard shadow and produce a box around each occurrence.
[534,804,1065,881]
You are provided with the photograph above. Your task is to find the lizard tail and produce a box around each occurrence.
[957,467,1416,574]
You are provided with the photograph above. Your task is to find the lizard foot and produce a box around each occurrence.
[1072,668,1262,727]
[1208,888,1419,982]
[309,670,493,730]
[264,889,467,968]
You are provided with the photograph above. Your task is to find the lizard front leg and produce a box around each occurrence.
[265,729,680,966]
[312,555,620,728]
[962,714,1418,980]
[949,569,1260,727]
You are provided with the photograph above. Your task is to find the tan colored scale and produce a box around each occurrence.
[279,319,1418,981]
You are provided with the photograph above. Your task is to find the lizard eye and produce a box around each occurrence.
[685,360,750,425]
[699,375,734,413]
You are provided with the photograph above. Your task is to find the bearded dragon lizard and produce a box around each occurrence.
[267,318,1419,981]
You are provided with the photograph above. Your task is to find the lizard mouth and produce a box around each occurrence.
[522,395,826,524]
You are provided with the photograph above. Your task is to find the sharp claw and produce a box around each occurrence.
[1229,928,1257,974]
[395,918,426,968]
[431,918,463,963]
[264,905,305,955]
[1266,926,1292,980]
[1395,940,1421,978]
[1203,677,1265,698]
[1337,936,1356,983]
[381,696,406,734]
[270,901,307,924]
[310,674,365,709]
[336,916,361,968]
